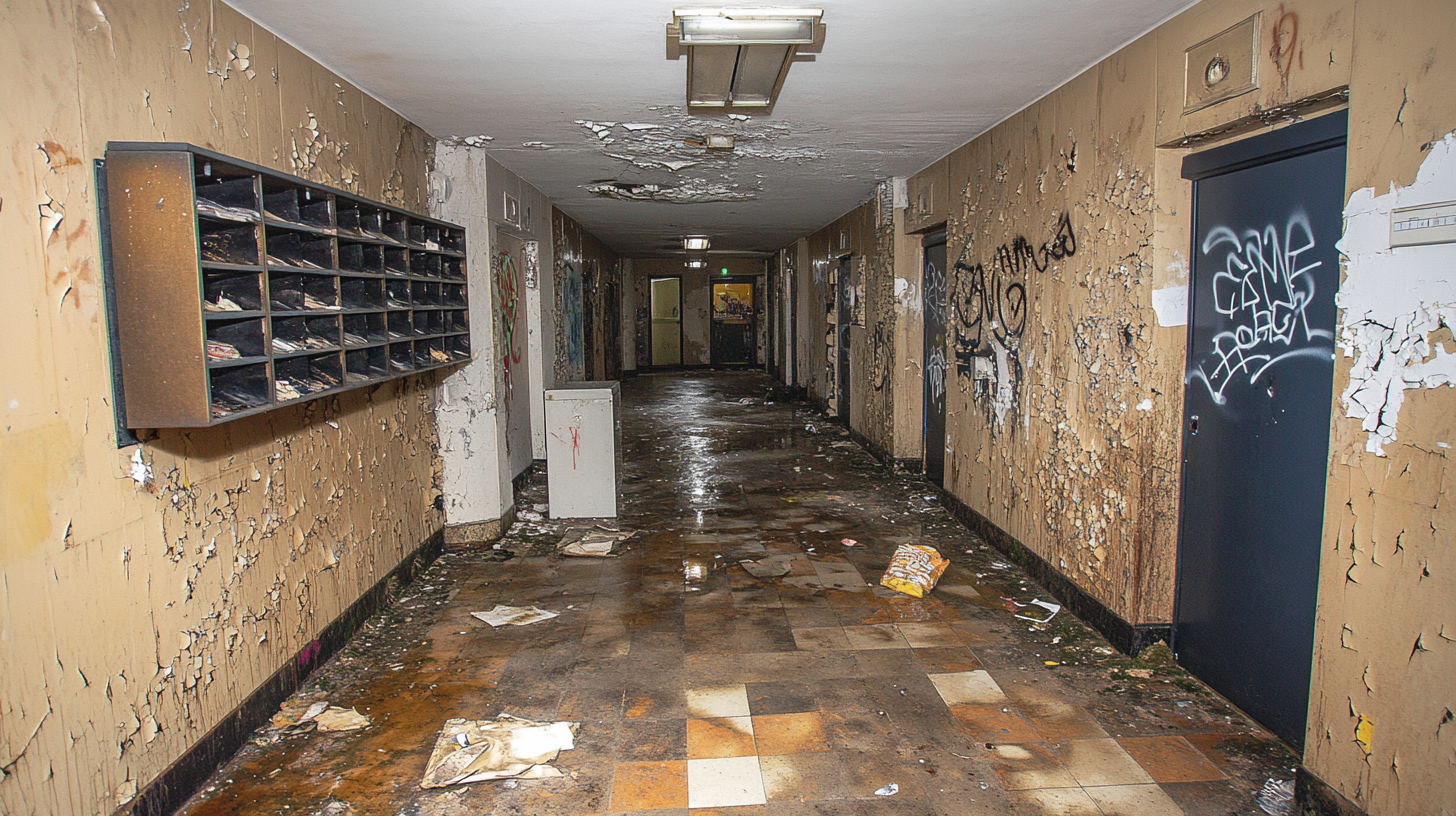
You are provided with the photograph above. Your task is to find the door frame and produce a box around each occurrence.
[710,275,758,367]
[647,275,685,369]
[921,232,947,484]
[1171,110,1348,749]
[835,255,852,422]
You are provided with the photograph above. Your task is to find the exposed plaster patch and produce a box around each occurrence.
[80,1,115,57]
[38,194,64,245]
[586,180,753,203]
[1151,283,1188,327]
[1336,131,1456,455]
[128,449,153,486]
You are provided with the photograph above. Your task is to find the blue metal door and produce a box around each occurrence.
[1174,112,1346,749]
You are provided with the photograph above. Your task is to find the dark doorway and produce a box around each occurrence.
[922,234,948,486]
[1174,111,1346,750]
[711,277,755,366]
[836,256,852,422]
[650,277,683,367]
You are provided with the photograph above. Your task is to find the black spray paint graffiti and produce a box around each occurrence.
[870,319,892,391]
[951,212,1076,376]
[1188,211,1331,405]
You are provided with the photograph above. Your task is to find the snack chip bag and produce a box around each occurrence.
[879,544,950,598]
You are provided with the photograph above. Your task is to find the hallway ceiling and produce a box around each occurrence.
[230,0,1196,256]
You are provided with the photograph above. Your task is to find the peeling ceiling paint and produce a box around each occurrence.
[228,0,1197,255]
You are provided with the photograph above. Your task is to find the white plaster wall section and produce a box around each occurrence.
[431,145,511,523]
[1336,132,1456,456]
[1151,253,1189,327]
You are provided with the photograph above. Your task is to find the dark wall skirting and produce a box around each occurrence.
[935,488,1170,656]
[847,427,892,466]
[895,457,924,474]
[1295,767,1369,816]
[121,528,446,816]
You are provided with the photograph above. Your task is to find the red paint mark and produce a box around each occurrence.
[1269,5,1300,90]
[549,426,583,469]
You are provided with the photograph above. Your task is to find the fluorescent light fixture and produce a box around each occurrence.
[683,235,711,251]
[686,259,707,269]
[668,8,824,114]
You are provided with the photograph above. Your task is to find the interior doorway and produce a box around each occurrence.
[835,256,852,422]
[922,234,948,485]
[710,278,755,366]
[649,277,682,367]
[1174,112,1347,749]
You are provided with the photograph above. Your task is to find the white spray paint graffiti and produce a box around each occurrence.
[926,347,947,405]
[1189,211,1333,405]
[1336,132,1456,456]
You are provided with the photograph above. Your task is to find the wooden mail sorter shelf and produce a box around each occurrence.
[104,142,470,428]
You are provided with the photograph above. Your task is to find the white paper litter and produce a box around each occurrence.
[1012,599,1062,625]
[472,605,559,627]
[421,715,578,788]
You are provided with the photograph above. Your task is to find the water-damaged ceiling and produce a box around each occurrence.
[229,0,1196,256]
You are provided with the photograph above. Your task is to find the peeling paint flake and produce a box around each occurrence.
[1336,131,1456,455]
[38,193,64,245]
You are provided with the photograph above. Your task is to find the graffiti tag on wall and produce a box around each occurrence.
[870,319,892,391]
[950,212,1076,426]
[952,212,1075,374]
[493,250,522,395]
[563,261,584,372]
[1188,212,1331,405]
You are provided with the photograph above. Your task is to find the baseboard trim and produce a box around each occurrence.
[443,505,517,551]
[847,427,892,465]
[1295,767,1368,816]
[121,528,445,816]
[935,488,1169,656]
[895,457,924,474]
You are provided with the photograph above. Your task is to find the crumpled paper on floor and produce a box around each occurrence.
[739,554,796,578]
[421,715,579,788]
[472,605,559,627]
[879,544,950,598]
[557,526,636,557]
[270,701,371,732]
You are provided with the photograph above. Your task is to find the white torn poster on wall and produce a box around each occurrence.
[1335,132,1456,456]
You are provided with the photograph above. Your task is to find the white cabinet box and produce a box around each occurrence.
[544,382,622,518]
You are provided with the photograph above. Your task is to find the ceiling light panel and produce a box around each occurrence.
[684,236,711,251]
[669,7,823,115]
[678,16,815,44]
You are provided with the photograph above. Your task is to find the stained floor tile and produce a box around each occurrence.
[1117,736,1228,783]
[1084,782,1188,815]
[758,754,853,802]
[928,670,1009,705]
[1011,786,1104,815]
[687,756,768,808]
[688,717,757,759]
[688,685,752,719]
[752,712,830,755]
[612,760,690,810]
[949,703,1043,742]
[1056,738,1156,787]
[176,373,1296,816]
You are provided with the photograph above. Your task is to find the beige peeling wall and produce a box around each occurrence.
[1302,2,1456,813]
[0,2,441,813]
[880,0,1454,812]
